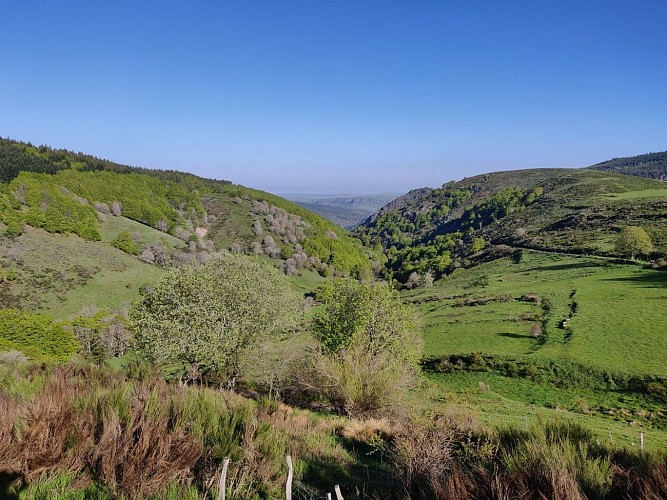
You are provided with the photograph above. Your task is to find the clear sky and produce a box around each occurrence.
[2,1,666,194]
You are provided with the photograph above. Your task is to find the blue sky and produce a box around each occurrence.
[2,1,666,194]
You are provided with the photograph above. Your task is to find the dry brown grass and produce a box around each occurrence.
[5,363,667,499]
[0,392,20,472]
[612,454,667,500]
[1,366,205,497]
[390,419,457,499]
[339,418,393,443]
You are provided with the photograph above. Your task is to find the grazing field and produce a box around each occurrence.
[425,371,667,451]
[0,228,165,320]
[406,250,667,375]
[406,250,667,445]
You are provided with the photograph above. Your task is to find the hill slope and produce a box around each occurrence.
[356,167,667,281]
[0,138,377,319]
[587,151,667,180]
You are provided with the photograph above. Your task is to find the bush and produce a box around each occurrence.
[313,278,422,364]
[0,309,78,361]
[291,344,416,419]
[131,252,301,385]
[292,279,423,418]
[112,230,140,255]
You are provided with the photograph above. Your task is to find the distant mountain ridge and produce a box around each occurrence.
[286,193,399,228]
[586,151,667,180]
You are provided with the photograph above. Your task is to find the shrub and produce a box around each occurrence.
[291,344,416,419]
[131,252,301,385]
[112,230,140,255]
[293,279,423,418]
[0,309,78,361]
[313,278,422,364]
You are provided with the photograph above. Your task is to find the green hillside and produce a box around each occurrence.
[3,139,667,497]
[0,138,376,283]
[356,168,667,282]
[0,226,166,320]
[587,151,667,180]
[408,249,667,443]
[0,137,377,363]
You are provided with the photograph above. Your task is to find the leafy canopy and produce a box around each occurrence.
[0,309,78,361]
[314,278,422,364]
[615,226,653,259]
[130,252,301,383]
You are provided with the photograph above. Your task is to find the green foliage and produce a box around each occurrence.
[0,138,204,237]
[359,166,667,280]
[1,172,101,239]
[0,139,71,182]
[112,230,140,255]
[314,278,422,364]
[131,253,301,384]
[615,226,653,259]
[0,137,376,279]
[54,170,204,230]
[0,308,78,361]
[471,237,486,253]
[357,184,544,281]
[294,279,423,418]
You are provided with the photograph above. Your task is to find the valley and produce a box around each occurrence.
[1,138,667,498]
[285,193,400,228]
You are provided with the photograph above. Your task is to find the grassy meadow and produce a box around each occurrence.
[407,250,667,374]
[0,228,165,320]
[406,250,667,449]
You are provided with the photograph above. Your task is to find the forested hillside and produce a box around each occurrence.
[356,168,667,282]
[587,151,667,180]
[0,137,378,334]
[0,138,376,279]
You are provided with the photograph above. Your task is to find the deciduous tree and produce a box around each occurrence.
[130,252,300,385]
[615,226,653,260]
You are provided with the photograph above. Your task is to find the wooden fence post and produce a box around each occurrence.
[334,484,344,500]
[640,432,645,451]
[286,455,293,500]
[327,493,332,500]
[218,457,230,500]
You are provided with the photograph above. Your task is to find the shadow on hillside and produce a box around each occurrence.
[521,261,605,273]
[605,271,667,288]
[497,332,533,340]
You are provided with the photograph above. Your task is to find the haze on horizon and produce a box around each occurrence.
[2,1,666,194]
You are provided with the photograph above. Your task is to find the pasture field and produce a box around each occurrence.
[425,371,667,451]
[406,250,667,375]
[406,250,667,446]
[0,228,165,320]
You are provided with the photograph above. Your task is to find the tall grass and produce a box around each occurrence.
[4,363,667,498]
[0,363,357,498]
[389,417,667,500]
